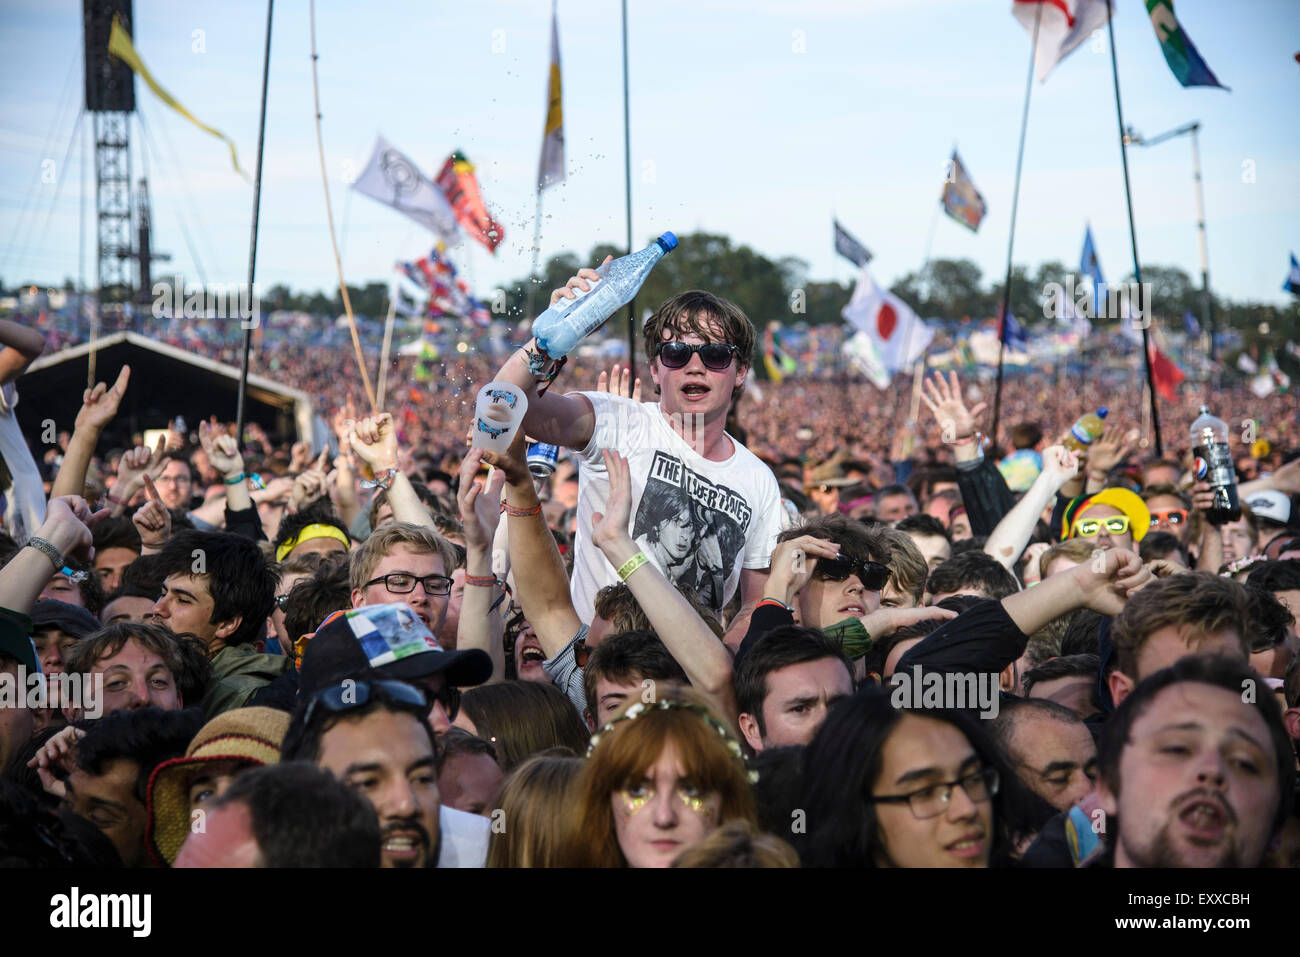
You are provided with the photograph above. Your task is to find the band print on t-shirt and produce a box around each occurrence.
[632,449,753,610]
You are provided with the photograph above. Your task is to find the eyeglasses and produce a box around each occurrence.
[1149,508,1188,527]
[868,767,999,820]
[813,554,891,592]
[1073,515,1131,538]
[363,572,453,596]
[412,678,462,722]
[302,679,428,728]
[656,341,740,371]
[274,595,291,611]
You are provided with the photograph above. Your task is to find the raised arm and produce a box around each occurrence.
[456,449,506,682]
[984,445,1079,569]
[490,260,615,450]
[0,496,103,614]
[0,318,45,385]
[49,366,130,500]
[592,449,735,713]
[348,413,433,530]
[483,436,583,659]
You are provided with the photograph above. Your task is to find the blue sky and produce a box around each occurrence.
[1,0,1296,312]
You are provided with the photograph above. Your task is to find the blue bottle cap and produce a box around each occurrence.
[1097,407,1109,418]
[657,231,678,252]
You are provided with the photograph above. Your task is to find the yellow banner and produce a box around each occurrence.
[108,15,248,181]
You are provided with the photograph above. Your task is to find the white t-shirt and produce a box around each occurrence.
[570,392,783,623]
[0,382,46,542]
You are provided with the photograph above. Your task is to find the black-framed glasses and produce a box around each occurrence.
[656,341,740,371]
[814,554,891,592]
[302,679,428,728]
[363,572,453,596]
[868,767,999,820]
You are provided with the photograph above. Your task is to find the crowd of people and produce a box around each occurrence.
[1,263,1299,869]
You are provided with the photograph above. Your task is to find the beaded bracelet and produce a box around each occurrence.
[617,551,650,581]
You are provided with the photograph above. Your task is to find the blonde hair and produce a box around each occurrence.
[349,521,457,592]
[486,752,583,868]
[1037,538,1097,581]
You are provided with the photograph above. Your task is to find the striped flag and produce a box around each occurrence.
[833,219,872,267]
[1145,0,1228,90]
[538,4,565,190]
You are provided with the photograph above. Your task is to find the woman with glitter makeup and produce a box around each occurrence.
[564,684,758,868]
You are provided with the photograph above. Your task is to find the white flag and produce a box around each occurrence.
[842,264,933,376]
[352,136,460,244]
[1012,0,1111,83]
[538,6,565,190]
[842,331,891,390]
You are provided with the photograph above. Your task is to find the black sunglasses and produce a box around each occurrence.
[302,679,428,728]
[656,341,739,371]
[814,554,891,591]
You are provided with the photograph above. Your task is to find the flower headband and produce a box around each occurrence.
[586,698,759,785]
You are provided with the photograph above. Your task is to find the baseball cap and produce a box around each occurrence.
[0,608,38,673]
[1245,490,1291,527]
[299,602,492,697]
[31,600,101,640]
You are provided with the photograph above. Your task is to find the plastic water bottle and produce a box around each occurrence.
[533,232,678,359]
[1063,407,1108,452]
[1190,405,1241,526]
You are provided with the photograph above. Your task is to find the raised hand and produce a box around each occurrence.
[457,448,505,552]
[591,449,635,551]
[920,370,986,443]
[550,254,613,306]
[290,447,334,512]
[480,428,532,491]
[133,474,172,550]
[596,363,642,402]
[37,495,106,563]
[762,534,841,607]
[1077,547,1151,616]
[74,365,130,433]
[289,440,313,473]
[1084,426,1138,482]
[198,419,244,479]
[1039,444,1081,492]
[348,413,399,472]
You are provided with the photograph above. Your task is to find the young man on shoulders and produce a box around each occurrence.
[491,271,782,644]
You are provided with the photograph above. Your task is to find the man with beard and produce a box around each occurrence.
[281,674,489,868]
[1094,655,1294,867]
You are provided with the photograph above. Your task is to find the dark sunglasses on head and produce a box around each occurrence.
[656,341,739,371]
[814,554,891,591]
[302,679,428,728]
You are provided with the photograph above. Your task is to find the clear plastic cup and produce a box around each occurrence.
[471,382,529,453]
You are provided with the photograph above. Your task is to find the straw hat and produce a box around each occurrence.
[146,707,291,866]
[805,462,857,490]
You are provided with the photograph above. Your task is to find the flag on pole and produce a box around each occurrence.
[1183,311,1201,336]
[352,136,460,244]
[1012,0,1112,83]
[833,219,872,267]
[941,151,987,232]
[1264,350,1291,394]
[842,332,891,390]
[1284,253,1300,295]
[397,245,492,327]
[1079,224,1106,311]
[842,264,933,376]
[1000,307,1028,352]
[1144,1,1228,90]
[107,15,248,180]
[1146,320,1185,400]
[436,152,505,253]
[538,4,565,190]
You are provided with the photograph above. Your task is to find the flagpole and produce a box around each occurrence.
[1105,0,1162,456]
[236,0,274,444]
[990,0,1041,451]
[621,0,637,382]
[376,284,397,409]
